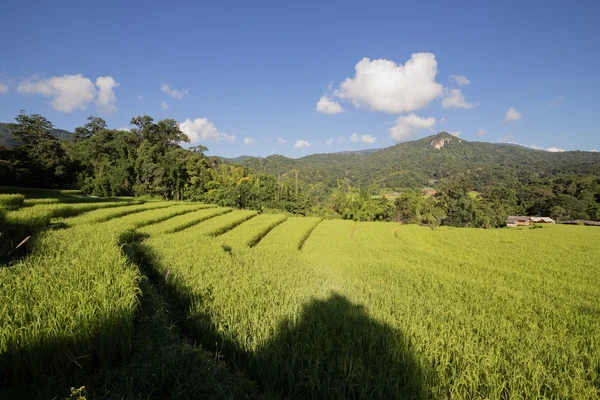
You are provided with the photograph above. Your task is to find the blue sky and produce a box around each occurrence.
[1,0,599,157]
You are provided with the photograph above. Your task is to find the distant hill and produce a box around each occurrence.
[0,122,73,147]
[218,132,600,190]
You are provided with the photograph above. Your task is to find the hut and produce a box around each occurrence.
[506,216,555,227]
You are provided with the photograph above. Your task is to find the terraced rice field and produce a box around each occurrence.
[1,192,600,399]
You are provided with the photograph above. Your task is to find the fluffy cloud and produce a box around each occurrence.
[294,140,311,149]
[527,144,565,152]
[591,149,598,152]
[387,114,436,142]
[476,128,487,136]
[316,96,344,115]
[338,137,347,143]
[179,118,235,143]
[449,74,471,86]
[336,53,443,114]
[326,138,333,145]
[161,83,188,99]
[441,88,476,110]
[277,137,287,144]
[117,127,131,132]
[448,131,462,137]
[497,134,514,143]
[503,107,522,123]
[161,101,169,110]
[0,82,8,94]
[350,133,377,144]
[94,76,119,113]
[548,96,565,107]
[244,137,256,145]
[17,74,107,113]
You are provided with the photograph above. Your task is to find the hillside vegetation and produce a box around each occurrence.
[2,112,600,228]
[236,132,600,189]
[1,190,599,399]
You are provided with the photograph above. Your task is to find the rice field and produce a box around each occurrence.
[1,192,599,399]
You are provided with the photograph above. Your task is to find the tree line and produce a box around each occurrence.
[1,111,599,227]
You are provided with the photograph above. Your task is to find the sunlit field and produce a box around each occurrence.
[1,190,599,399]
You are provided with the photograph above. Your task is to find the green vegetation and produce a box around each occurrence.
[1,108,600,398]
[1,192,599,399]
[0,194,24,210]
[2,112,600,227]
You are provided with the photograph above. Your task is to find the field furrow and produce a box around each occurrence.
[177,210,258,237]
[257,217,321,251]
[138,207,232,236]
[217,213,288,249]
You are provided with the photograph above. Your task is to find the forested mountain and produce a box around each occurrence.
[229,133,600,190]
[2,113,599,227]
[0,122,73,146]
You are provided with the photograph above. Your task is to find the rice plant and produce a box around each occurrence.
[0,194,25,210]
[3,197,600,399]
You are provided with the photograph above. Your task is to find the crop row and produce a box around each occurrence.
[141,219,600,399]
[0,202,214,384]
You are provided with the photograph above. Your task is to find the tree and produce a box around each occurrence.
[9,111,73,188]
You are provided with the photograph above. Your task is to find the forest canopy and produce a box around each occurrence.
[1,111,599,228]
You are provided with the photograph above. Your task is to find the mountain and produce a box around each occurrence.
[0,123,74,147]
[220,133,600,190]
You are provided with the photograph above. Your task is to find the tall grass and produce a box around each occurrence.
[142,220,600,399]
[216,213,288,249]
[3,197,600,398]
[138,207,232,236]
[0,194,25,210]
[0,202,207,384]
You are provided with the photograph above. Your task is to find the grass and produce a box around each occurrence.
[0,194,25,210]
[137,206,229,236]
[1,197,600,399]
[216,213,288,249]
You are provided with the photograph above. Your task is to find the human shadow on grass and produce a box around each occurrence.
[132,238,425,399]
[252,294,424,399]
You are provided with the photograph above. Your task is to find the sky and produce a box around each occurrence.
[1,0,599,157]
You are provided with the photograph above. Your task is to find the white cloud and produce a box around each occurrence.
[503,107,522,123]
[94,76,119,113]
[336,52,443,114]
[316,95,344,115]
[388,114,436,142]
[0,82,8,94]
[440,118,446,124]
[117,127,131,132]
[497,133,514,143]
[441,88,476,110]
[350,133,377,144]
[179,118,235,143]
[449,74,471,86]
[244,137,256,145]
[338,137,347,143]
[326,138,333,145]
[161,101,169,110]
[448,131,462,137]
[548,96,565,107]
[161,83,188,99]
[476,128,487,136]
[294,140,311,149]
[519,143,565,152]
[591,149,598,152]
[17,74,98,113]
[277,137,287,144]
[137,95,144,100]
